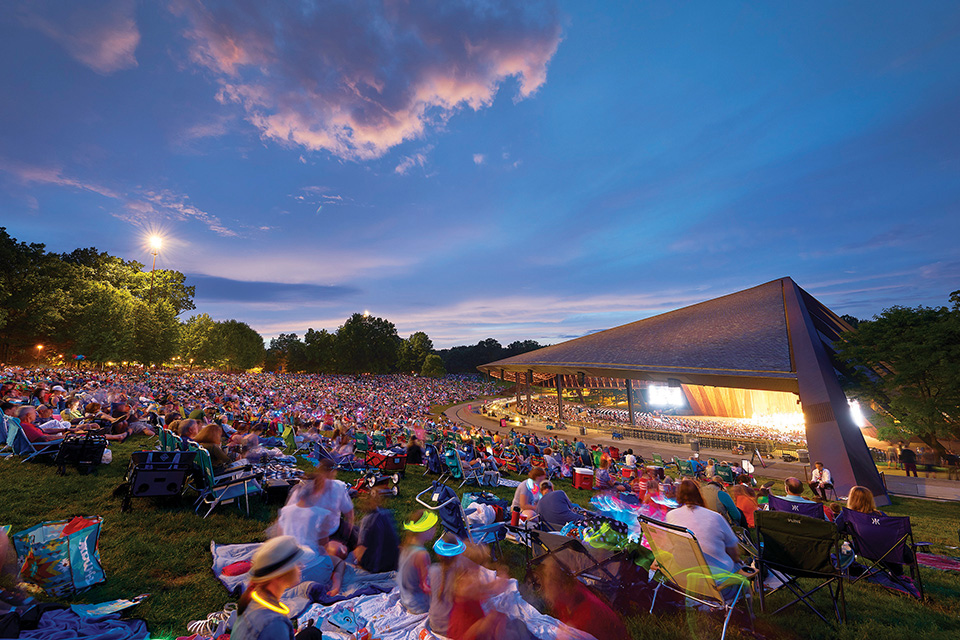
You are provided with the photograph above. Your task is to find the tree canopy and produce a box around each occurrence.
[835,294,960,452]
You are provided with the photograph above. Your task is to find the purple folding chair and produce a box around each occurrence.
[768,494,825,520]
[836,508,930,600]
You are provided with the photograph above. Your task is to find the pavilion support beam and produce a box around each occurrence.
[556,374,564,424]
[515,372,521,413]
[783,281,889,505]
[526,370,533,416]
[626,378,636,426]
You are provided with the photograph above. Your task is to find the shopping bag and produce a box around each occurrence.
[13,516,106,596]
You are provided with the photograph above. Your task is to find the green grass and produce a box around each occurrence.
[2,440,959,640]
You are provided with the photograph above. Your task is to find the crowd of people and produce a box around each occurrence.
[0,366,931,639]
[524,398,809,446]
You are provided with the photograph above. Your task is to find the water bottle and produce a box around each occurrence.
[511,506,521,526]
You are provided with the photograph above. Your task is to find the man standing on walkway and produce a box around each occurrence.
[900,444,918,478]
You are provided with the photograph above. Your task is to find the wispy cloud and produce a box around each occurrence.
[19,0,140,74]
[169,0,563,160]
[473,153,486,165]
[395,147,432,175]
[0,158,236,237]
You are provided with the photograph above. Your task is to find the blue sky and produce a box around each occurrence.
[2,1,958,347]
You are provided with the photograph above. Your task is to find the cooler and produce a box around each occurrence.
[573,467,594,490]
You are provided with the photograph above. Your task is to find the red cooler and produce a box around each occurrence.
[573,467,594,490]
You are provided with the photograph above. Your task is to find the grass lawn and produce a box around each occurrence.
[1,438,959,640]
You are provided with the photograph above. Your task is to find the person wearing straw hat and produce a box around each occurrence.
[233,536,307,640]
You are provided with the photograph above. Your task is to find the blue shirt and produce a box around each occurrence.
[232,598,294,640]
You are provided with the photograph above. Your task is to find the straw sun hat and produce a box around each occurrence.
[249,536,308,583]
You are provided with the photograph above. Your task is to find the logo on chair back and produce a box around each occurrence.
[791,505,800,512]
[871,517,880,525]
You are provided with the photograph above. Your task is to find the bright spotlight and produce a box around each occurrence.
[848,399,866,427]
[363,310,370,318]
[149,235,163,251]
[648,385,684,407]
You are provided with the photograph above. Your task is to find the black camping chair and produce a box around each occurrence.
[755,510,852,625]
[837,508,930,600]
[55,432,107,475]
[522,527,633,605]
[768,494,825,520]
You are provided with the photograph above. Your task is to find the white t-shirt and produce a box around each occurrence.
[665,505,739,574]
[277,504,327,554]
[624,454,637,468]
[305,479,354,538]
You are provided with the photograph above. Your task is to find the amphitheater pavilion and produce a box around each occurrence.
[478,277,888,503]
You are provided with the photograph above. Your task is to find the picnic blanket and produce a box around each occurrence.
[917,552,960,572]
[18,608,149,640]
[210,541,396,616]
[297,582,598,640]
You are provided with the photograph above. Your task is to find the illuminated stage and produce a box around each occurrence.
[479,277,887,503]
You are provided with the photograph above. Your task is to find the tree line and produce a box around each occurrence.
[0,228,263,370]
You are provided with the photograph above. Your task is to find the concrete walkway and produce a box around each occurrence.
[443,401,960,502]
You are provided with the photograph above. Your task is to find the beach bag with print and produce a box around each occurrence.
[12,516,106,596]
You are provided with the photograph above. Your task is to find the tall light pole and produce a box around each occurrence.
[36,344,43,365]
[149,235,162,303]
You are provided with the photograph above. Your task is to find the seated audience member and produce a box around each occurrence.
[353,491,400,574]
[60,397,83,422]
[835,485,909,575]
[665,479,741,575]
[700,476,743,526]
[728,474,760,527]
[232,536,311,640]
[289,460,355,550]
[536,481,584,531]
[275,493,345,596]
[429,535,471,637]
[538,557,629,640]
[623,449,637,470]
[35,405,71,432]
[446,543,519,640]
[783,477,816,503]
[398,509,436,614]
[406,436,424,465]
[16,406,63,442]
[808,461,834,500]
[512,467,546,520]
[560,455,574,478]
[594,457,628,492]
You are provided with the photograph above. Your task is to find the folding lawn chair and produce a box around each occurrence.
[281,425,309,457]
[8,421,62,463]
[525,527,635,606]
[0,414,12,457]
[444,447,482,488]
[652,453,667,467]
[192,445,264,518]
[422,442,446,475]
[768,494,825,520]
[640,515,754,640]
[838,508,929,600]
[416,479,506,559]
[716,464,736,484]
[755,510,851,625]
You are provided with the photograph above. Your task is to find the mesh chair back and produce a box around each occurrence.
[755,510,839,577]
[841,509,912,564]
[768,494,825,520]
[640,517,727,604]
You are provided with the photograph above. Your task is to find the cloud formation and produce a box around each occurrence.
[19,0,140,74]
[169,0,563,160]
[0,159,234,237]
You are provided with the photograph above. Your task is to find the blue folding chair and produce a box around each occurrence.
[8,421,63,463]
[416,480,506,559]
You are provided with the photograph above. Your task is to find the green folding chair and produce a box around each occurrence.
[192,446,264,518]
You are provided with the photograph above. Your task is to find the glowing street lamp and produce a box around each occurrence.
[35,344,43,364]
[148,235,162,303]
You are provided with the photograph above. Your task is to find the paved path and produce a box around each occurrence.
[443,401,960,502]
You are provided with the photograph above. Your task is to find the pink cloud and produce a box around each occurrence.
[169,0,563,160]
[20,0,140,74]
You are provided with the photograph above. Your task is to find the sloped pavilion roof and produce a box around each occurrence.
[478,277,851,393]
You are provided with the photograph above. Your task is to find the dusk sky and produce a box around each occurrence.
[2,1,959,348]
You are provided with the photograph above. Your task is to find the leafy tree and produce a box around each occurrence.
[304,328,337,373]
[398,331,433,373]
[69,282,136,364]
[214,320,265,370]
[335,313,400,374]
[835,301,960,455]
[421,354,446,378]
[180,313,220,367]
[132,301,180,366]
